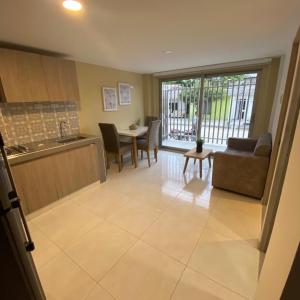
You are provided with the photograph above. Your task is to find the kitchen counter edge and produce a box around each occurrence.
[8,134,106,182]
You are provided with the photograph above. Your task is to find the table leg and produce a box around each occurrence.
[132,136,137,168]
[183,157,189,174]
[208,154,211,168]
[199,159,203,178]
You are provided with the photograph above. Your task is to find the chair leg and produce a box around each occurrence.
[131,147,134,165]
[147,149,151,167]
[154,146,158,162]
[106,152,110,169]
[117,153,122,172]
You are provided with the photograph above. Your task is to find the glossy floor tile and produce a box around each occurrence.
[172,267,245,300]
[39,252,96,300]
[100,241,185,300]
[107,198,164,236]
[73,185,131,219]
[28,223,61,269]
[188,229,260,299]
[142,212,204,264]
[66,222,137,281]
[28,150,262,300]
[31,201,103,248]
[84,284,114,300]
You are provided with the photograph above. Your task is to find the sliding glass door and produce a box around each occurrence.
[161,72,258,150]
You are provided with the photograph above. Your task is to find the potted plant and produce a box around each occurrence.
[196,139,204,153]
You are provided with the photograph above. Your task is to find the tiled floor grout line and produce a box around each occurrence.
[34,212,249,300]
[169,263,187,300]
[31,170,216,297]
[28,151,261,300]
[187,264,250,300]
[181,209,252,300]
[81,282,117,300]
[96,238,140,284]
[35,220,117,300]
[165,197,250,300]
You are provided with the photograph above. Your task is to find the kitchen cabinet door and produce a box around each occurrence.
[61,59,80,102]
[53,144,100,198]
[41,56,80,102]
[11,156,58,213]
[0,49,49,102]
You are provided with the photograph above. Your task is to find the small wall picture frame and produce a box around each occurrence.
[102,87,118,111]
[118,82,131,105]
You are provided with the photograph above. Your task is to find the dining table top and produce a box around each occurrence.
[118,126,148,137]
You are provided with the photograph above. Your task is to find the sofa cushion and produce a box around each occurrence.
[254,133,272,157]
[225,148,253,157]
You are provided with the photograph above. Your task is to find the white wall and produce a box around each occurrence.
[256,113,300,299]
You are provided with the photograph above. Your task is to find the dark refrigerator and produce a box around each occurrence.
[0,134,45,300]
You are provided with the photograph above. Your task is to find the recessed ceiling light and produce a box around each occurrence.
[163,50,173,54]
[62,0,82,11]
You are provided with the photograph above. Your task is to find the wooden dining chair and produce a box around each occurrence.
[144,116,159,127]
[98,123,134,172]
[137,120,161,167]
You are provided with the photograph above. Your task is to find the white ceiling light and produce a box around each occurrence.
[163,50,173,54]
[62,0,82,11]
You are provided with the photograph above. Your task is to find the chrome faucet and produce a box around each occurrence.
[59,120,67,138]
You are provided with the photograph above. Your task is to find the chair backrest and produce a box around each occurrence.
[144,116,159,127]
[147,120,161,149]
[98,123,120,153]
[254,132,272,157]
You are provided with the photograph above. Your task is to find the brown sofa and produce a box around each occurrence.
[212,133,272,199]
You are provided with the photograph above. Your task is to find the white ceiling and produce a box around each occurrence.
[0,0,299,73]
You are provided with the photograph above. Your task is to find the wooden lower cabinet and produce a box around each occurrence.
[53,144,100,198]
[10,144,101,214]
[11,155,57,214]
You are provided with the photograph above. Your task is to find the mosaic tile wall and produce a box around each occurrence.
[0,102,80,146]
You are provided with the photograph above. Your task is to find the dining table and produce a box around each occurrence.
[118,126,148,168]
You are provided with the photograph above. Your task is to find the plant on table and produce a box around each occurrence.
[196,139,204,153]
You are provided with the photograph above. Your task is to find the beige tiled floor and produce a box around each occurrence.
[27,150,262,300]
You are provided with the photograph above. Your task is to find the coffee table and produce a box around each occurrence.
[183,148,213,178]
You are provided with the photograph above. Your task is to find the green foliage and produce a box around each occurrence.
[164,73,256,122]
[208,96,232,121]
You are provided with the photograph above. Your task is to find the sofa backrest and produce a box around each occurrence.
[254,132,272,157]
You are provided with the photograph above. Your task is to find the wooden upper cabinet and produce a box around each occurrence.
[0,48,80,102]
[41,56,80,102]
[0,48,49,102]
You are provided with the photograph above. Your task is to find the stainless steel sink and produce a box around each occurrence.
[55,136,86,143]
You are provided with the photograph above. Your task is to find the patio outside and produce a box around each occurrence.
[161,74,258,150]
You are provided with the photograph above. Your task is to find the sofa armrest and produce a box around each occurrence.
[227,137,257,152]
[212,151,269,198]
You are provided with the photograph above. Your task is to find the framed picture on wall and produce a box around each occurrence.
[118,82,132,105]
[102,87,118,111]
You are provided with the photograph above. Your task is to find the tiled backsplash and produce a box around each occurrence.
[0,102,80,146]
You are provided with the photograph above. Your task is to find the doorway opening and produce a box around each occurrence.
[161,73,258,150]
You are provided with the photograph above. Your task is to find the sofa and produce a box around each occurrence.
[212,133,272,199]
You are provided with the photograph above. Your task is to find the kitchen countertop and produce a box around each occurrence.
[7,134,103,166]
